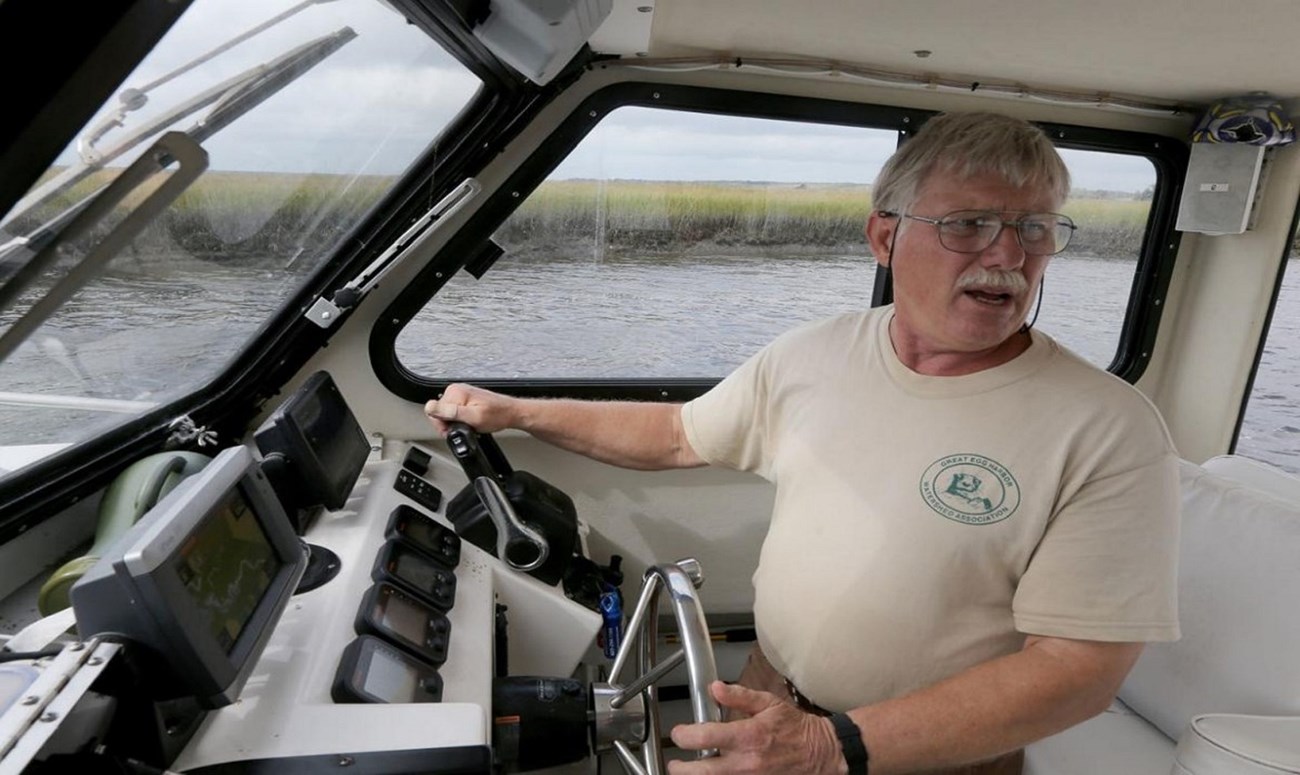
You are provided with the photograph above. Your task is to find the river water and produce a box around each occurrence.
[3,252,1299,475]
[400,251,1300,473]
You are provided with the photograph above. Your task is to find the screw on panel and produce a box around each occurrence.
[652,92,661,99]
[589,111,598,118]
[1154,299,1163,306]
[338,756,355,767]
[637,5,653,11]
[21,696,39,706]
[68,643,85,652]
[39,712,58,723]
[88,657,104,666]
[902,117,911,123]
[435,272,444,279]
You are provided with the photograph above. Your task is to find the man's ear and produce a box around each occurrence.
[866,211,896,268]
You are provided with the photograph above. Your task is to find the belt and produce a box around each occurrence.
[782,676,833,717]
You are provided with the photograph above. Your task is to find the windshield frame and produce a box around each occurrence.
[371,80,1188,404]
[0,0,555,545]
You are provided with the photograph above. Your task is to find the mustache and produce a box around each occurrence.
[956,268,1029,294]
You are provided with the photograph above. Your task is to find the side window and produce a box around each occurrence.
[1235,230,1300,474]
[398,108,895,379]
[1043,150,1158,366]
[395,110,1158,380]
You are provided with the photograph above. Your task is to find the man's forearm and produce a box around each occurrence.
[513,398,705,471]
[844,637,1142,774]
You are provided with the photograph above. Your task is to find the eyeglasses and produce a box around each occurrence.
[883,209,1077,256]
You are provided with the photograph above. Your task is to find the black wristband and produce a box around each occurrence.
[829,712,869,775]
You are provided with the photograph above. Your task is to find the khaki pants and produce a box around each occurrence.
[734,645,1024,775]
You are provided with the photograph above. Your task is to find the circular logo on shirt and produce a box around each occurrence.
[920,454,1020,525]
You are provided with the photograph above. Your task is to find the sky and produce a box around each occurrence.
[48,0,1157,195]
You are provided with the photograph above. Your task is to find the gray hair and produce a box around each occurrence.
[872,112,1071,214]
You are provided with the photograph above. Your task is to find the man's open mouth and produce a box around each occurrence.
[964,289,1015,305]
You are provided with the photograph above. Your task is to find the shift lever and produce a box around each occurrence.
[473,476,549,573]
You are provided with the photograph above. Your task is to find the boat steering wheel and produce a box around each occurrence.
[591,558,722,775]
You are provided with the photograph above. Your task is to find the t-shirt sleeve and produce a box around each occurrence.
[1013,451,1181,642]
[680,343,778,478]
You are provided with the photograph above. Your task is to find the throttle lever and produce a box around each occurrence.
[473,476,549,573]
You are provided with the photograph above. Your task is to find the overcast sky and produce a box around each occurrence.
[54,0,1156,194]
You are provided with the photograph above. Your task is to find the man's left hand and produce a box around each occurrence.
[667,681,844,774]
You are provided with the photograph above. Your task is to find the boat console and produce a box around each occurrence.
[1,371,717,774]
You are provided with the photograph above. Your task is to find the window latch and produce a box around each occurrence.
[306,177,481,329]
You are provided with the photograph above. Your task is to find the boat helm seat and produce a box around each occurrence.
[1025,456,1300,774]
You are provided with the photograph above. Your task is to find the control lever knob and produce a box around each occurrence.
[473,476,549,573]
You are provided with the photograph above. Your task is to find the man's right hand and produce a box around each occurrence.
[425,384,703,470]
[424,383,517,436]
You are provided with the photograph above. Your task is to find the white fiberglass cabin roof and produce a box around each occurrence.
[592,0,1300,110]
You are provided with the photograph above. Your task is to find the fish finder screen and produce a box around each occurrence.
[395,551,443,590]
[174,488,280,653]
[254,371,369,518]
[364,645,421,701]
[381,592,427,643]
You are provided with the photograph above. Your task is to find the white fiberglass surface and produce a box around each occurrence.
[0,0,480,479]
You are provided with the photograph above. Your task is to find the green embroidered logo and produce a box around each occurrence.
[920,454,1020,525]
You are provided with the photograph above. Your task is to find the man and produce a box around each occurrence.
[425,112,1180,775]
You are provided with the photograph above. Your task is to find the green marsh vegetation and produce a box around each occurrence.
[496,179,1157,260]
[14,171,1254,263]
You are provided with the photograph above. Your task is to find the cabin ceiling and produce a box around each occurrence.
[599,0,1298,108]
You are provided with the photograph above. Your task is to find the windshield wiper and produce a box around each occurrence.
[0,132,209,365]
[0,23,358,365]
[0,25,357,314]
[0,25,357,241]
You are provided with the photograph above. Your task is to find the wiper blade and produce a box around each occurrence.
[0,26,357,233]
[0,133,209,365]
[188,27,357,144]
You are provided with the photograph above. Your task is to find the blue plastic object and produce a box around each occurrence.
[598,587,623,660]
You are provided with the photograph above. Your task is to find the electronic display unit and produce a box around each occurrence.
[255,370,369,526]
[355,582,451,665]
[332,635,444,704]
[386,505,461,569]
[372,539,457,612]
[71,445,307,709]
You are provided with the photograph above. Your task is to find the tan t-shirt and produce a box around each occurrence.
[681,307,1180,712]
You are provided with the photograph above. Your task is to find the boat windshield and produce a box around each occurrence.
[0,0,480,480]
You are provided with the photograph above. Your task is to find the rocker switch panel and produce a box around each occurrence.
[395,469,442,512]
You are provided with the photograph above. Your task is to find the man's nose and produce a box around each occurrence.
[980,223,1027,269]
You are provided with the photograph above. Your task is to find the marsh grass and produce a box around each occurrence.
[503,180,871,249]
[10,170,1228,262]
[498,180,1158,259]
[11,168,391,261]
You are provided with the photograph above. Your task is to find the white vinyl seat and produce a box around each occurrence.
[1174,714,1300,774]
[1025,456,1300,775]
[1024,698,1175,774]
[1201,453,1300,501]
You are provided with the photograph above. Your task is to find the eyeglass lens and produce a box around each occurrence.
[939,210,1074,255]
